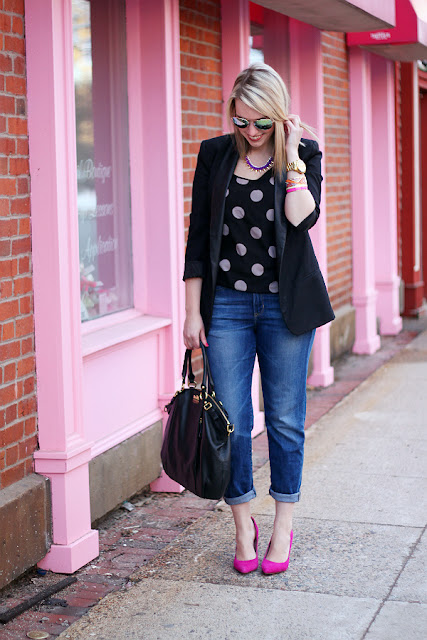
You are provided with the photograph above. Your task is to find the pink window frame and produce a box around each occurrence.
[25,0,185,573]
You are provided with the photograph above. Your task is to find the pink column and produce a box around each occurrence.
[349,48,381,354]
[263,10,289,82]
[221,0,250,132]
[400,63,424,316]
[371,55,402,335]
[289,19,334,387]
[125,0,187,493]
[25,0,98,572]
[126,0,185,375]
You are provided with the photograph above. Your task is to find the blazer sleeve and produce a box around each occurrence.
[183,140,211,280]
[293,139,323,233]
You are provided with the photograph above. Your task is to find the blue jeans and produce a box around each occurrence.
[206,286,315,505]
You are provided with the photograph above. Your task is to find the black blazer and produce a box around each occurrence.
[183,134,334,336]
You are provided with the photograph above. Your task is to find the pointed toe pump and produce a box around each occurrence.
[261,530,293,575]
[233,517,259,574]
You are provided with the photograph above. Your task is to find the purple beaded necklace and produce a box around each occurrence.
[245,154,274,173]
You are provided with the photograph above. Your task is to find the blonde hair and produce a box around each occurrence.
[226,63,317,176]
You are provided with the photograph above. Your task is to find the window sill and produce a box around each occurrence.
[82,313,171,358]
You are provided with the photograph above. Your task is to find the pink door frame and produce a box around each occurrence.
[221,0,250,133]
[349,47,381,354]
[289,18,334,387]
[371,54,402,335]
[25,0,185,572]
[349,46,402,353]
[222,2,334,387]
[400,62,424,316]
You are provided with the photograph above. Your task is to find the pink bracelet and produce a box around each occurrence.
[286,186,308,193]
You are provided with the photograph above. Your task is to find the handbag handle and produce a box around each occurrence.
[181,343,215,394]
[200,342,215,396]
[181,349,196,387]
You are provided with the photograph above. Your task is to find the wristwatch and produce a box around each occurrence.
[286,159,306,174]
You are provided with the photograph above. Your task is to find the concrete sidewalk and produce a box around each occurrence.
[58,331,427,640]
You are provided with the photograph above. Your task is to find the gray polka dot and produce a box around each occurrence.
[223,224,229,236]
[235,280,247,291]
[269,281,279,293]
[232,206,245,219]
[226,189,229,197]
[269,176,274,185]
[236,177,249,185]
[250,189,264,202]
[219,259,231,272]
[268,246,276,258]
[266,209,274,221]
[236,243,247,256]
[250,227,262,239]
[251,263,264,276]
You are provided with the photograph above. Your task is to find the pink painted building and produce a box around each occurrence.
[1,0,425,586]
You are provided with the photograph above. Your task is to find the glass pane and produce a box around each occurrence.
[250,22,264,64]
[73,0,133,322]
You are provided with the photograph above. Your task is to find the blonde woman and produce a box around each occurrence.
[183,63,334,574]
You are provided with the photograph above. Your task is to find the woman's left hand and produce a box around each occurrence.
[284,114,303,155]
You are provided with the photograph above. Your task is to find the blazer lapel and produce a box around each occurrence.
[209,143,238,284]
[274,171,288,263]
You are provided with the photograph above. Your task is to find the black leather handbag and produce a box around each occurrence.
[161,343,234,500]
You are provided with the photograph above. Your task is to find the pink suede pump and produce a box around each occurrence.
[261,529,293,575]
[233,516,259,574]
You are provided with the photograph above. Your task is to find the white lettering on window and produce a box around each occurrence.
[77,159,112,183]
[84,235,119,262]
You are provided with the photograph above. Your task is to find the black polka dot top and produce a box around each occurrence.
[216,168,278,293]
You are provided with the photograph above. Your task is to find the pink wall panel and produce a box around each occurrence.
[82,335,160,446]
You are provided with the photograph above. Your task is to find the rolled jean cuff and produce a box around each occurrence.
[224,488,257,505]
[269,488,300,503]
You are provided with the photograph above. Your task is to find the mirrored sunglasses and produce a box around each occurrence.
[232,116,274,130]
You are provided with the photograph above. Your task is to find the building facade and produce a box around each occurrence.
[0,0,425,587]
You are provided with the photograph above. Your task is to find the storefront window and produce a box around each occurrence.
[73,0,133,322]
[250,35,264,63]
[249,3,266,62]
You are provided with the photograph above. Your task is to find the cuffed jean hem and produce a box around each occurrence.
[269,488,301,503]
[224,488,257,506]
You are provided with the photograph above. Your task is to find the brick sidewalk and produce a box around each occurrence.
[0,318,425,640]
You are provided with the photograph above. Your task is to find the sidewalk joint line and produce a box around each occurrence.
[361,524,426,639]
[292,516,423,530]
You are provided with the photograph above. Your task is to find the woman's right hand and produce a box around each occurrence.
[183,311,208,350]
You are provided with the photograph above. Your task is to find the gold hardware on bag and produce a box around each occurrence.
[204,394,234,436]
[192,394,200,403]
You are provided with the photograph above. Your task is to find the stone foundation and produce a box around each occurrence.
[89,421,163,523]
[0,474,51,590]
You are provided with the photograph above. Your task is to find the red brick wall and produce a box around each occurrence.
[321,32,352,310]
[180,0,223,239]
[0,0,38,490]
